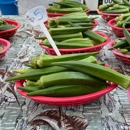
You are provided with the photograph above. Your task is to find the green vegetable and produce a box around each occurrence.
[123,23,130,45]
[112,0,122,4]
[41,39,94,49]
[99,4,114,11]
[0,24,15,31]
[49,26,90,35]
[56,19,94,25]
[119,13,130,21]
[123,0,130,6]
[125,51,130,54]
[37,52,98,67]
[27,84,106,97]
[109,39,129,50]
[18,86,43,92]
[118,48,128,53]
[26,80,38,86]
[54,1,88,11]
[5,55,98,82]
[0,46,3,51]
[83,30,107,44]
[52,61,130,89]
[37,71,108,88]
[13,68,33,74]
[5,66,68,81]
[47,6,83,13]
[36,32,83,42]
[102,8,129,14]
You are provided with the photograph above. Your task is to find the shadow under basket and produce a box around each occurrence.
[0,38,10,59]
[109,39,130,65]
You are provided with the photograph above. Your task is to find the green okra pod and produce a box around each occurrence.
[5,66,68,81]
[123,0,130,6]
[37,52,98,68]
[18,86,43,92]
[52,61,130,89]
[37,71,108,88]
[27,84,106,97]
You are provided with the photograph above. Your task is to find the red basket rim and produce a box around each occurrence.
[97,9,120,16]
[0,19,20,34]
[108,38,130,58]
[47,8,91,16]
[108,18,130,31]
[40,31,110,53]
[16,80,117,106]
[0,38,10,54]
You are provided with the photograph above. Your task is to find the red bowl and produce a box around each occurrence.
[97,9,119,22]
[0,38,10,59]
[47,8,91,17]
[16,80,117,106]
[0,19,20,39]
[109,38,130,65]
[108,19,130,37]
[40,31,110,55]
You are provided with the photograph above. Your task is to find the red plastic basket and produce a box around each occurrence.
[97,9,119,22]
[16,80,117,106]
[108,19,130,37]
[0,38,10,59]
[47,8,91,17]
[109,38,130,65]
[40,31,110,55]
[0,19,20,39]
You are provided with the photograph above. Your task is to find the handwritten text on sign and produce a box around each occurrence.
[25,6,48,26]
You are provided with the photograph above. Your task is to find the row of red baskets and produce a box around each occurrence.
[0,19,20,59]
[97,9,130,37]
[97,9,130,65]
[2,9,130,107]
[24,9,122,106]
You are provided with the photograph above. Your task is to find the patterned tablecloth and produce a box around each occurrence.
[0,15,130,130]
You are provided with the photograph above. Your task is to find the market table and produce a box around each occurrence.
[0,15,130,130]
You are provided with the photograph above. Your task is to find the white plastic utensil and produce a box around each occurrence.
[25,6,61,56]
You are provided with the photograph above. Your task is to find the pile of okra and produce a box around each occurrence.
[0,19,15,31]
[36,11,107,49]
[99,0,130,14]
[114,13,130,28]
[5,52,130,97]
[47,0,89,13]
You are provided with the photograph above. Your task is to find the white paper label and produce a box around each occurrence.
[25,6,48,26]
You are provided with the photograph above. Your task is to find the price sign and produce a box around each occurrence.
[25,6,61,56]
[25,6,48,26]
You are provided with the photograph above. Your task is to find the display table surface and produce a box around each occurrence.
[0,15,130,130]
